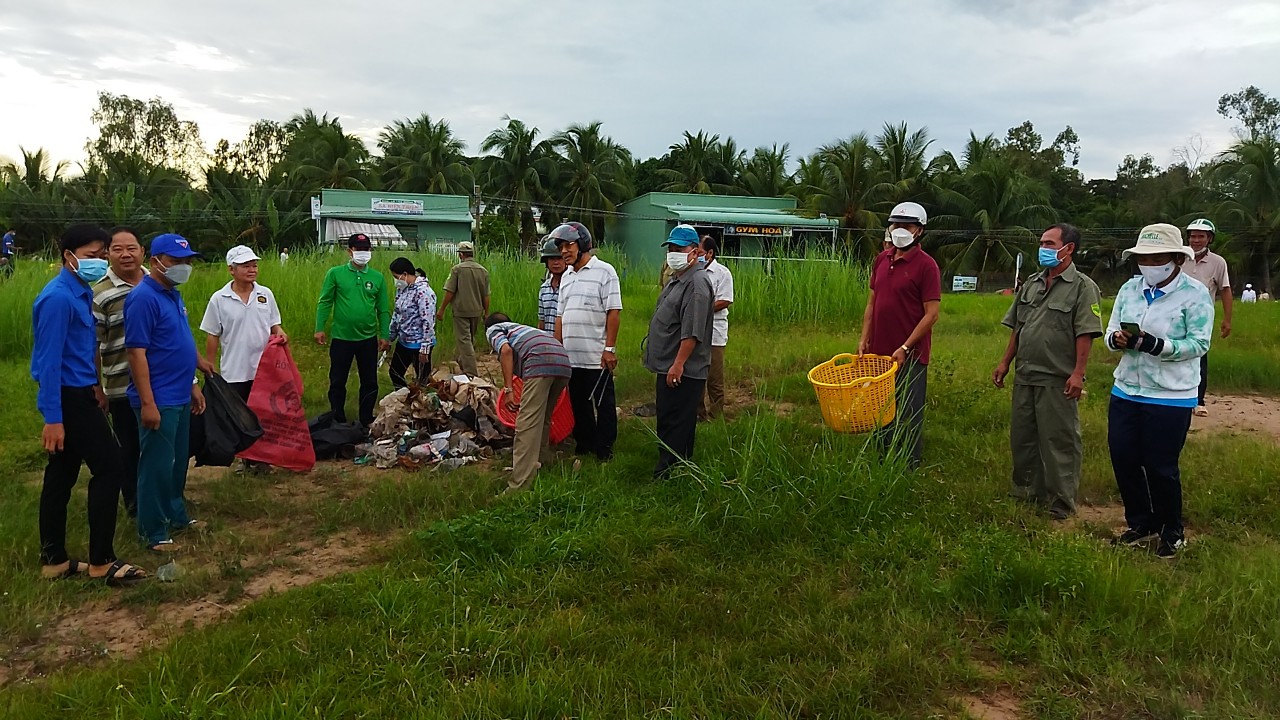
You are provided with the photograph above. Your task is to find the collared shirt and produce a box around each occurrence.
[1,231,14,256]
[389,279,437,350]
[485,322,572,379]
[1183,250,1230,300]
[93,268,141,399]
[31,268,99,423]
[538,275,560,333]
[444,259,490,318]
[867,246,942,364]
[125,275,199,408]
[1104,271,1213,405]
[1001,262,1103,386]
[1242,289,1257,303]
[703,260,734,347]
[200,281,282,383]
[557,255,623,368]
[643,264,714,380]
[315,262,390,341]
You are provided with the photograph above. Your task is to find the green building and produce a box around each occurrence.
[615,192,840,269]
[317,189,473,250]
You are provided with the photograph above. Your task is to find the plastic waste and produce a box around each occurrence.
[156,559,185,582]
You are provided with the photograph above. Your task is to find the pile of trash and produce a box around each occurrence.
[354,369,514,470]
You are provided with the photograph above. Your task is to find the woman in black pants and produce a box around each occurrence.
[388,257,437,388]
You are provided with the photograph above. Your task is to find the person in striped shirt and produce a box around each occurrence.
[485,313,572,494]
[92,226,147,517]
[537,236,566,333]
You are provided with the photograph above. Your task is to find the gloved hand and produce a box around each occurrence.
[1133,333,1165,356]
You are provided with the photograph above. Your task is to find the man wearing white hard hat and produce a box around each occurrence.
[1180,218,1232,417]
[1104,223,1213,559]
[1241,284,1257,303]
[858,201,941,469]
[201,245,287,404]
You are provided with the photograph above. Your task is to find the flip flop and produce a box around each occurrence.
[171,520,205,535]
[148,539,179,554]
[97,560,148,587]
[41,559,87,580]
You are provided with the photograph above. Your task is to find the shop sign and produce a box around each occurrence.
[723,225,786,236]
[371,198,424,215]
[952,276,978,292]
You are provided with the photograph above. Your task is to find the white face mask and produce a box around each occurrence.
[351,250,372,266]
[890,228,916,249]
[1139,261,1176,287]
[666,251,692,273]
[394,278,408,290]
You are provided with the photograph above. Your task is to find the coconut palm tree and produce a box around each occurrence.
[480,116,557,246]
[740,144,794,198]
[814,133,883,254]
[552,121,631,244]
[1213,136,1280,293]
[1,147,69,191]
[659,130,740,195]
[376,114,473,195]
[872,122,933,208]
[283,111,371,193]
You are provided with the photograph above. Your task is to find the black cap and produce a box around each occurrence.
[347,233,371,250]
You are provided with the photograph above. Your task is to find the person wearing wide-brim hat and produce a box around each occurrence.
[1103,223,1214,559]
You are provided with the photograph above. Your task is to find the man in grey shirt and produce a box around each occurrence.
[644,224,714,478]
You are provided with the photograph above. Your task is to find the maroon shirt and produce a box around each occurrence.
[867,246,942,365]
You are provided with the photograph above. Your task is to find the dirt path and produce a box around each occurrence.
[1189,394,1280,442]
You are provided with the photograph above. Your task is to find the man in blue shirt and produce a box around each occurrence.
[1,228,15,277]
[126,233,214,554]
[31,223,146,585]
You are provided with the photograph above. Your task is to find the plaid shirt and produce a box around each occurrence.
[92,268,139,399]
[538,276,559,333]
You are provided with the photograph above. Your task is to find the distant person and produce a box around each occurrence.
[1,227,14,276]
[857,201,941,469]
[552,221,622,461]
[644,226,714,478]
[1242,284,1257,303]
[125,233,215,554]
[1181,218,1232,417]
[992,223,1103,520]
[698,235,734,420]
[32,223,146,585]
[279,247,289,265]
[388,257,437,388]
[93,226,147,517]
[200,245,286,402]
[436,241,490,376]
[314,233,391,428]
[1105,224,1213,559]
[538,236,567,333]
[484,312,572,493]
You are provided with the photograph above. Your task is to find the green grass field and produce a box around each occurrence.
[1,252,1279,718]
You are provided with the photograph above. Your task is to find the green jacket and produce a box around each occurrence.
[315,263,391,341]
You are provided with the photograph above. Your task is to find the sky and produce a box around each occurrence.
[1,0,1277,180]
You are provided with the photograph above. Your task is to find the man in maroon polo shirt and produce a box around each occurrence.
[858,201,942,469]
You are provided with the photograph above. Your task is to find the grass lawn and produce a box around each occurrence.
[1,254,1279,718]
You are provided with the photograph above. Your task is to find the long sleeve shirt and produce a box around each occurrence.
[389,280,437,349]
[315,262,391,341]
[1104,271,1214,404]
[31,268,100,423]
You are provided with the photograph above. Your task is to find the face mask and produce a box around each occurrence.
[1139,261,1176,287]
[351,250,372,266]
[1038,246,1062,268]
[890,228,916,249]
[696,256,707,267]
[70,255,109,283]
[1195,247,1208,258]
[159,258,193,285]
[666,251,691,273]
[394,278,408,290]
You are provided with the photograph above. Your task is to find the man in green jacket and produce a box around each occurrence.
[314,233,391,428]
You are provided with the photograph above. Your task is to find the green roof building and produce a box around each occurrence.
[317,189,473,251]
[615,192,839,269]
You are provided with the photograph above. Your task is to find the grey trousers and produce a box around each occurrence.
[878,360,927,469]
[1009,382,1082,517]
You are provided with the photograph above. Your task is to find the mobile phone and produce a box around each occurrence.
[1121,322,1140,335]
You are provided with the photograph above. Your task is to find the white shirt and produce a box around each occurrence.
[1242,289,1257,303]
[703,259,734,346]
[279,252,289,264]
[200,281,282,383]
[556,255,623,368]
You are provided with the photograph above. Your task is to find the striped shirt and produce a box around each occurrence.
[556,255,622,368]
[92,268,140,399]
[485,322,571,379]
[538,275,559,332]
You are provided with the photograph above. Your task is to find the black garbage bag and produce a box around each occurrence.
[194,372,264,467]
[308,412,368,460]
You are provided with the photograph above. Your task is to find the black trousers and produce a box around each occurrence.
[654,375,706,478]
[108,397,139,516]
[877,360,928,470]
[567,367,617,460]
[389,342,432,389]
[228,380,254,403]
[40,387,121,566]
[1198,354,1209,406]
[328,338,379,427]
[1108,395,1192,542]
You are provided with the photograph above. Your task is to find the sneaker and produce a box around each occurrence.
[1113,527,1158,546]
[1155,537,1186,559]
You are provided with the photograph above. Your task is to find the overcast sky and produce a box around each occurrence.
[1,0,1277,180]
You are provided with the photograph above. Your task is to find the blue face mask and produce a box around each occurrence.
[1038,246,1062,268]
[71,256,109,283]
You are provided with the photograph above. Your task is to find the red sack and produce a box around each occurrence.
[238,336,316,471]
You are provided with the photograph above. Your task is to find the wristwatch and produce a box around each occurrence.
[603,346,616,353]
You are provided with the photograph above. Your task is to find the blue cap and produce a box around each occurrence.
[150,233,199,258]
[665,224,699,247]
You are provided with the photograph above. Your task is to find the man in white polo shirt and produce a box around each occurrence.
[552,221,622,461]
[200,245,287,402]
[697,234,733,420]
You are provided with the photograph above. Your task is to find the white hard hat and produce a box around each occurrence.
[1245,283,1253,288]
[1186,218,1216,235]
[888,202,928,226]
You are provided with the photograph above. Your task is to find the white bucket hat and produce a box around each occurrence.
[1122,223,1194,261]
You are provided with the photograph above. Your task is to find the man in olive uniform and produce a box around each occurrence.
[992,223,1103,519]
[436,241,490,376]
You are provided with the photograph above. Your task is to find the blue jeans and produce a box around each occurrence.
[135,404,192,545]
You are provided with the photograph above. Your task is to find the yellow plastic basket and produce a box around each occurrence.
[807,354,899,433]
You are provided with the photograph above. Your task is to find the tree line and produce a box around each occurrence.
[2,87,1278,290]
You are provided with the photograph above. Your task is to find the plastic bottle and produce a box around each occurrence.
[156,559,185,582]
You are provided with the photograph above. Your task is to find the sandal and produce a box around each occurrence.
[1194,405,1209,417]
[94,560,148,587]
[148,539,179,554]
[171,520,205,535]
[41,559,87,580]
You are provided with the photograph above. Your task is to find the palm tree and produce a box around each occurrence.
[659,130,740,194]
[1,147,69,190]
[552,121,631,244]
[815,133,882,254]
[872,123,933,207]
[740,144,794,197]
[480,117,557,246]
[283,111,371,193]
[376,114,473,195]
[1213,137,1280,293]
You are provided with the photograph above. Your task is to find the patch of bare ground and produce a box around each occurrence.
[958,691,1024,719]
[1189,394,1280,442]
